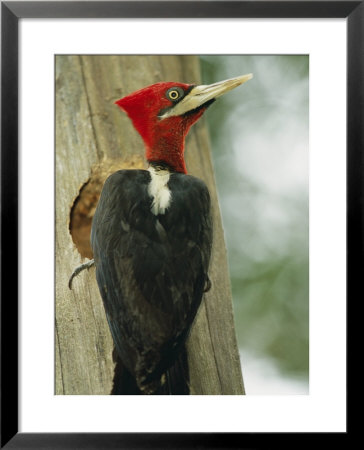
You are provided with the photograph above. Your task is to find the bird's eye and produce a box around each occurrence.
[166,87,184,102]
[169,90,179,100]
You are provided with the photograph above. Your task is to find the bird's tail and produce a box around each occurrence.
[160,345,190,395]
[111,346,190,395]
[111,348,140,395]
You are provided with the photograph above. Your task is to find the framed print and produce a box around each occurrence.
[1,1,358,447]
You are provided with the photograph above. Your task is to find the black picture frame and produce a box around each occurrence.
[1,1,357,448]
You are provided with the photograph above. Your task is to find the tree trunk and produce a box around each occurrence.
[55,55,244,395]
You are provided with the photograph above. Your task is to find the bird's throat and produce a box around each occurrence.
[133,107,201,174]
[146,132,188,174]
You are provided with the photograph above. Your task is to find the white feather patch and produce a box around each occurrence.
[147,167,172,215]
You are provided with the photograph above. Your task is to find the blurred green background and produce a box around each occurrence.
[200,56,309,394]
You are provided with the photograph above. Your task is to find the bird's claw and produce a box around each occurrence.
[68,259,95,289]
[204,275,212,292]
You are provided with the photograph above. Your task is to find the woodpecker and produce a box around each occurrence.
[77,73,252,395]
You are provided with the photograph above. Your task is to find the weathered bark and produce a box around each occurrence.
[55,55,244,395]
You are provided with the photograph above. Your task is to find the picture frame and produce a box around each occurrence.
[1,0,357,447]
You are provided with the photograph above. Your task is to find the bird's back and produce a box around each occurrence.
[91,169,212,393]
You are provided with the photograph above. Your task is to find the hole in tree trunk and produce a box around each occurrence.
[69,158,145,259]
[69,177,101,259]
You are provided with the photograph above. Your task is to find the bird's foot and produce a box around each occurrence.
[204,274,212,292]
[68,259,95,289]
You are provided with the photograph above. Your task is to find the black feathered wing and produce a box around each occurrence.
[91,169,212,393]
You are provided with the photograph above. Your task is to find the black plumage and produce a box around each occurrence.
[91,169,212,394]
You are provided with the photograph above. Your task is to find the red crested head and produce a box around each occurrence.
[115,74,253,173]
[116,82,203,173]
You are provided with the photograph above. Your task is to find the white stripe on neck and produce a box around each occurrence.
[147,167,172,215]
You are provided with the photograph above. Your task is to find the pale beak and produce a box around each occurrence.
[160,73,253,119]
